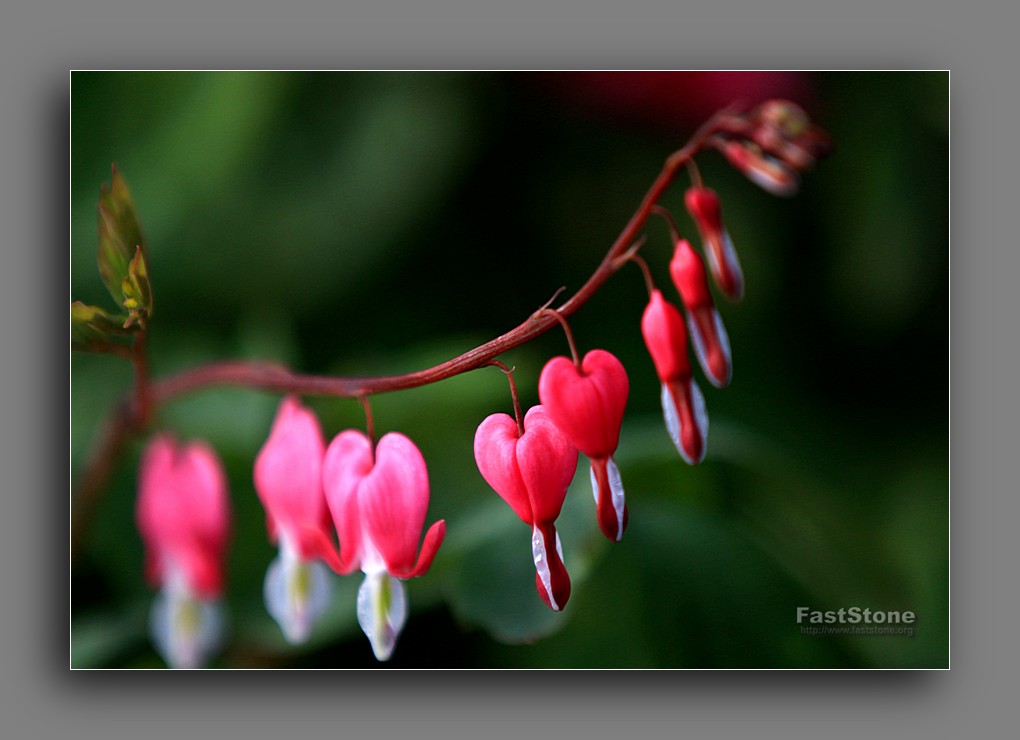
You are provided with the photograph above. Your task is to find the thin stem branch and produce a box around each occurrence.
[359,394,376,454]
[72,108,733,539]
[486,360,524,437]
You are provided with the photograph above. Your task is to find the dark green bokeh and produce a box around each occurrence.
[71,71,948,668]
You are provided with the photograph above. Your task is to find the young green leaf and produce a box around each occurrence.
[97,165,147,307]
[71,300,130,353]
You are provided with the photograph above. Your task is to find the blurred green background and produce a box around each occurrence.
[71,71,948,668]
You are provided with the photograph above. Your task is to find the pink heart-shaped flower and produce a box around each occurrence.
[323,430,445,580]
[473,405,577,526]
[537,349,629,459]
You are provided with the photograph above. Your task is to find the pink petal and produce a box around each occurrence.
[515,406,578,524]
[322,429,375,574]
[359,432,431,577]
[473,413,534,524]
[538,350,629,459]
[641,290,692,383]
[136,434,230,598]
[401,519,447,579]
[670,239,713,310]
[254,396,330,553]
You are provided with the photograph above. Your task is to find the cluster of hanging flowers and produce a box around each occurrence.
[137,396,445,666]
[130,99,830,666]
[474,99,831,612]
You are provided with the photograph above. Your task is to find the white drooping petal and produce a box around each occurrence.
[606,456,626,537]
[264,548,333,645]
[531,525,559,611]
[719,230,745,298]
[687,309,732,388]
[660,382,683,458]
[356,571,407,662]
[149,588,224,669]
[589,458,626,539]
[660,381,709,465]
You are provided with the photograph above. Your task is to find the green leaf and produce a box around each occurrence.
[70,300,131,353]
[97,165,147,306]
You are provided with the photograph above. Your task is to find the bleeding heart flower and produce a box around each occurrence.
[474,405,578,610]
[254,396,339,644]
[322,430,446,661]
[670,238,732,389]
[641,290,708,464]
[685,187,744,302]
[538,349,629,542]
[136,433,230,668]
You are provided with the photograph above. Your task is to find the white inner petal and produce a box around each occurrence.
[687,311,731,388]
[150,588,224,669]
[687,314,712,386]
[531,525,559,611]
[660,382,685,461]
[607,456,626,540]
[356,571,407,662]
[713,309,732,376]
[721,230,744,291]
[264,548,333,645]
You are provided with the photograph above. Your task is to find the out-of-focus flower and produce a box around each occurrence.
[322,430,446,661]
[136,433,230,668]
[534,72,814,132]
[713,99,833,196]
[254,396,339,644]
[539,349,630,542]
[474,405,578,610]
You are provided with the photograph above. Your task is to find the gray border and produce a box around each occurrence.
[5,0,1007,738]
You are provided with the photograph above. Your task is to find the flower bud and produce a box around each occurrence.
[685,187,744,301]
[641,290,708,464]
[670,240,732,388]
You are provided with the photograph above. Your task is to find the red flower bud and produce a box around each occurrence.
[685,187,744,301]
[640,290,708,464]
[670,239,732,388]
